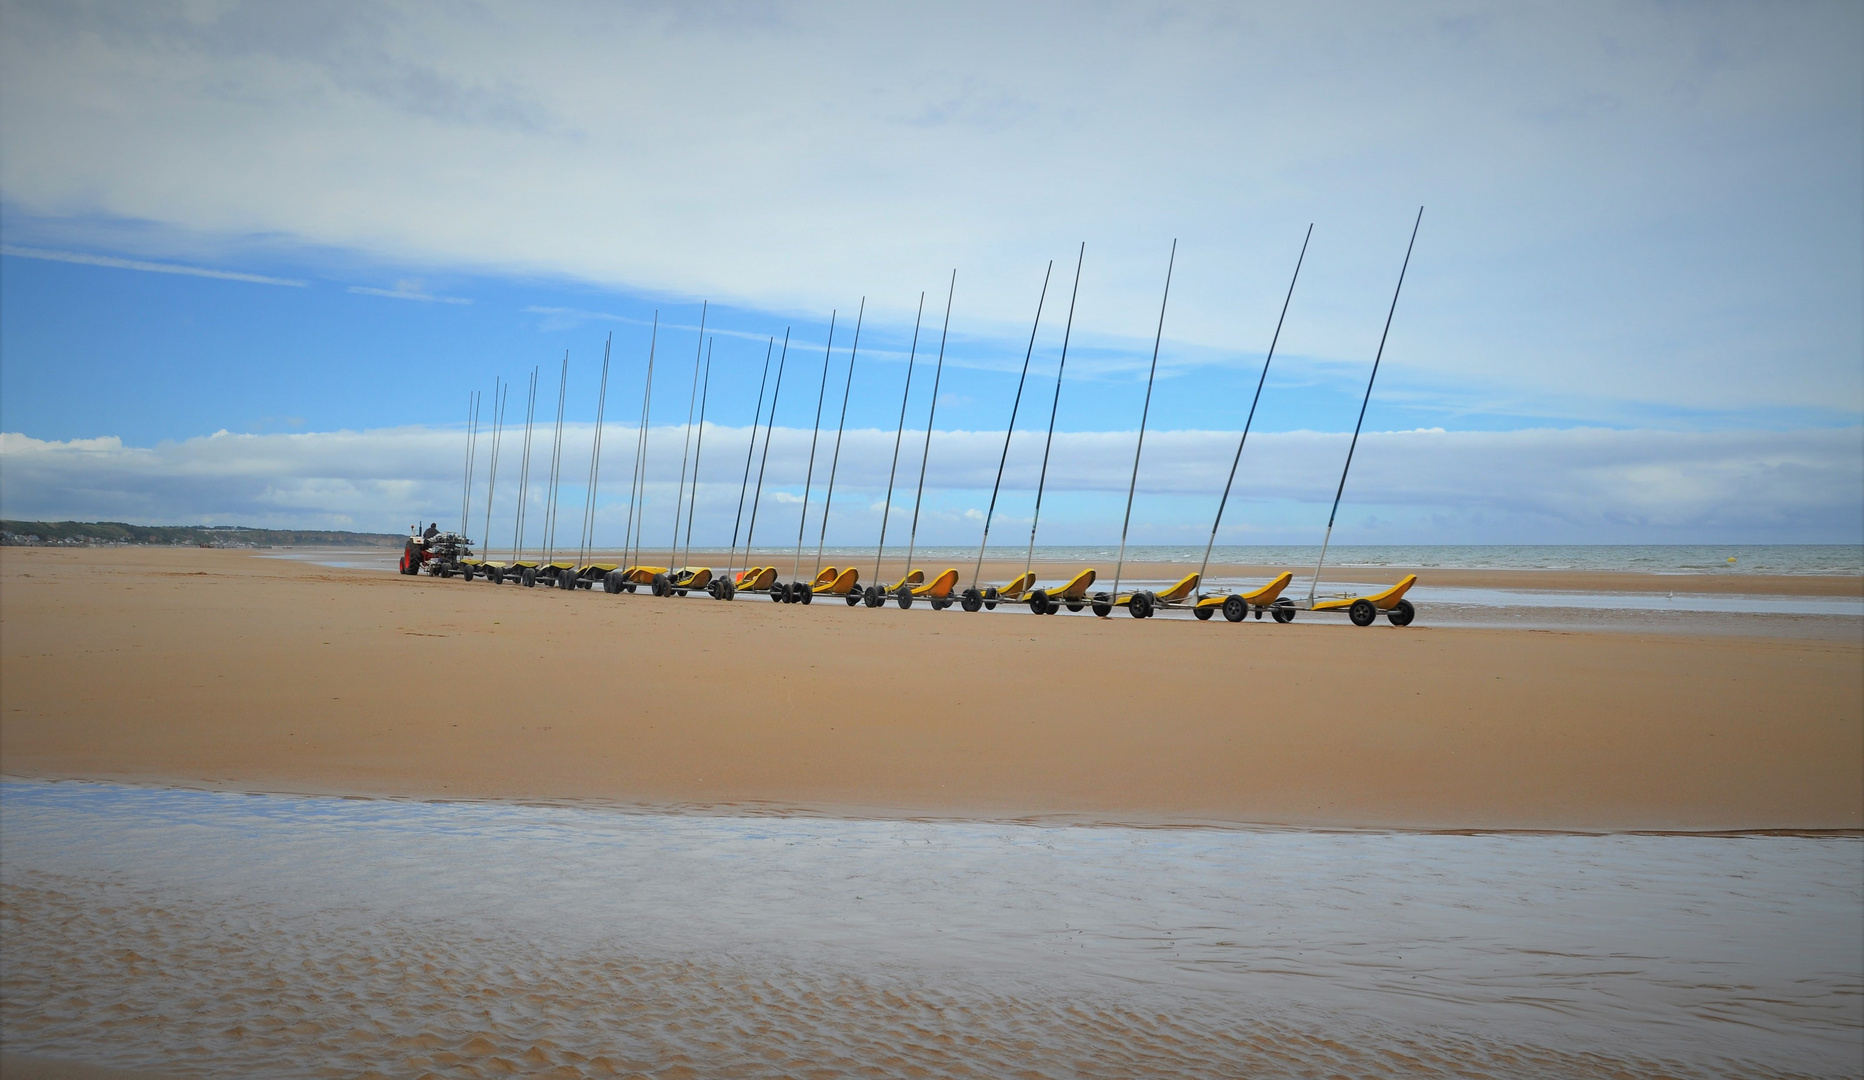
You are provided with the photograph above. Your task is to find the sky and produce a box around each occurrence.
[1,0,1860,547]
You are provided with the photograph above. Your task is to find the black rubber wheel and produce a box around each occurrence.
[489,566,505,585]
[1194,605,1213,621]
[1349,598,1377,627]
[650,572,670,597]
[864,585,882,608]
[1027,589,1050,615]
[1066,601,1084,613]
[769,580,786,602]
[983,587,999,611]
[521,567,537,588]
[1273,598,1296,623]
[1129,591,1154,619]
[623,580,637,593]
[604,571,622,594]
[559,569,576,590]
[798,584,813,605]
[896,586,914,610]
[461,565,475,583]
[1091,592,1112,618]
[1254,606,1264,620]
[1388,598,1415,627]
[845,590,861,606]
[960,588,982,613]
[706,579,721,599]
[1223,595,1247,623]
[721,578,737,601]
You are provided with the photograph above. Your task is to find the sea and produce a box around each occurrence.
[2,780,1858,1079]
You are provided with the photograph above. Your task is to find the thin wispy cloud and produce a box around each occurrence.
[0,245,306,287]
[348,283,471,305]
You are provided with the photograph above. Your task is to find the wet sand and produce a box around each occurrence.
[1,546,1859,831]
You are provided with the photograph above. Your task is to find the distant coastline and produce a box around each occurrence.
[0,520,404,549]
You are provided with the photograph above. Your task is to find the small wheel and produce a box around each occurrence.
[623,579,637,593]
[706,579,721,599]
[721,578,737,601]
[604,570,623,594]
[1193,604,1213,621]
[1349,598,1377,627]
[1273,598,1295,623]
[1388,598,1415,627]
[896,586,914,610]
[1222,595,1247,623]
[490,566,505,585]
[1254,606,1264,620]
[864,585,882,608]
[1066,601,1084,613]
[1128,591,1154,619]
[461,565,475,582]
[769,580,786,602]
[798,584,813,605]
[1027,589,1050,615]
[960,588,982,613]
[845,590,861,607]
[559,569,576,590]
[983,587,999,611]
[521,566,537,588]
[1091,592,1112,618]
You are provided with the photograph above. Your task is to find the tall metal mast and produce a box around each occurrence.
[459,389,481,538]
[790,311,837,584]
[812,298,864,579]
[1196,224,1311,594]
[541,352,569,564]
[725,337,774,582]
[873,292,926,586]
[1108,241,1177,609]
[1308,207,1423,604]
[1024,244,1085,582]
[902,272,957,581]
[623,315,658,571]
[743,329,790,572]
[669,302,708,568]
[681,339,713,568]
[511,366,539,562]
[968,262,1052,594]
[481,378,506,559]
[577,333,612,567]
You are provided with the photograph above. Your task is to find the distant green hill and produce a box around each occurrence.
[0,520,405,548]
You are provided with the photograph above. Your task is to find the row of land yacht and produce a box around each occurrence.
[399,213,1426,628]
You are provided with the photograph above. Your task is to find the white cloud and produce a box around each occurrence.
[4,424,1857,543]
[0,244,306,286]
[347,281,470,304]
[1,2,1856,415]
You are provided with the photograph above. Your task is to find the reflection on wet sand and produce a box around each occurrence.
[3,782,1858,1078]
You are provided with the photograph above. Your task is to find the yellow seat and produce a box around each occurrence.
[735,566,777,590]
[993,571,1036,600]
[1312,574,1417,611]
[669,567,713,589]
[1054,568,1097,598]
[622,565,668,584]
[813,566,839,587]
[1196,571,1295,609]
[1154,572,1200,603]
[813,567,860,595]
[886,569,925,592]
[910,568,960,598]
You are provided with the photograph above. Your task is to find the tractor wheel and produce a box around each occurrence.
[1388,599,1415,627]
[1027,589,1050,615]
[896,586,914,610]
[1193,604,1213,621]
[1091,592,1113,618]
[1129,591,1154,619]
[521,566,537,588]
[1223,595,1247,623]
[1349,598,1377,626]
[960,588,982,613]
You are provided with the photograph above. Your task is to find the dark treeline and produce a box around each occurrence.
[0,521,403,548]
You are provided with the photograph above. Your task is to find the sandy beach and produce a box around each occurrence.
[2,546,1857,831]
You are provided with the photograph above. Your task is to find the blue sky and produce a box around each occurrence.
[1,2,1859,545]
